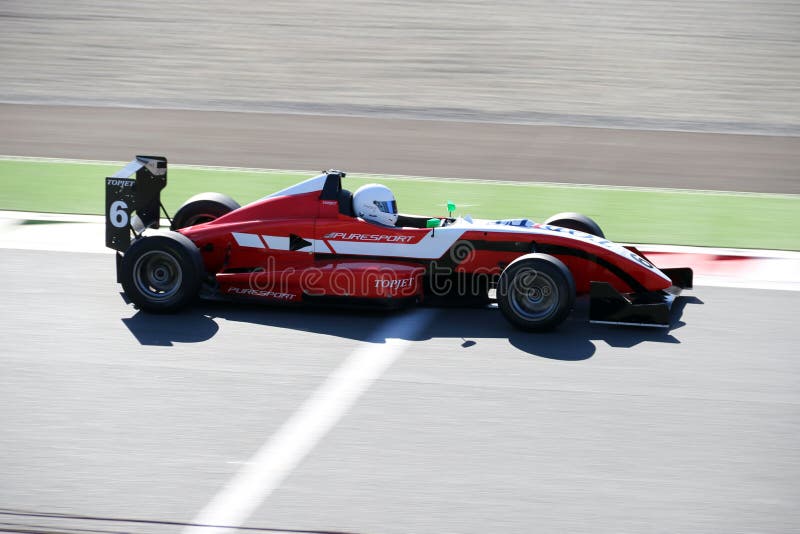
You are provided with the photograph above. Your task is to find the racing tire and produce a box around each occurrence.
[497,253,576,332]
[543,212,605,238]
[120,232,204,313]
[170,192,240,230]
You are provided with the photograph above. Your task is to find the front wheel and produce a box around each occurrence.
[497,253,575,331]
[120,232,204,313]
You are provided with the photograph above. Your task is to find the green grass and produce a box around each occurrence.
[1,159,798,250]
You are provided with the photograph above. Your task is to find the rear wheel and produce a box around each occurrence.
[544,212,604,238]
[171,192,240,230]
[497,253,575,331]
[120,232,204,313]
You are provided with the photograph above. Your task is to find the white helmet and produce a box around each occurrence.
[352,183,398,226]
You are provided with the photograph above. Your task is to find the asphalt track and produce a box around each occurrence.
[1,247,799,534]
[2,103,800,194]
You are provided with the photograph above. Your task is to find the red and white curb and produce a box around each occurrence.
[1,210,798,291]
[633,245,800,292]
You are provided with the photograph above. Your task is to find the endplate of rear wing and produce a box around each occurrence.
[105,155,167,252]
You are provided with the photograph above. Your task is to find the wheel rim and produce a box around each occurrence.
[183,213,217,227]
[132,250,183,301]
[507,268,559,321]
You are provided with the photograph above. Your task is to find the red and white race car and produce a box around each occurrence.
[105,156,692,331]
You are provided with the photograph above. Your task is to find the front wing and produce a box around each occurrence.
[589,267,693,328]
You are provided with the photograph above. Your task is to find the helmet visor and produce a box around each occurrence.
[373,200,397,215]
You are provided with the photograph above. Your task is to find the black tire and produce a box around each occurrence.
[497,253,575,332]
[170,192,240,230]
[543,212,604,238]
[120,232,204,313]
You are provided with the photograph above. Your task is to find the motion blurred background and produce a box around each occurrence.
[2,0,799,133]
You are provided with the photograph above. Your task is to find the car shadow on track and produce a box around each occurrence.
[121,294,702,361]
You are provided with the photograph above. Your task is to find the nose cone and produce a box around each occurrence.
[641,265,674,291]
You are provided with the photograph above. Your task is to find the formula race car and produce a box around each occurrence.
[105,156,692,331]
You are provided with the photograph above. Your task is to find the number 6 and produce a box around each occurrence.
[110,200,129,228]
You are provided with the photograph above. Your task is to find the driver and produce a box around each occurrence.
[352,183,398,226]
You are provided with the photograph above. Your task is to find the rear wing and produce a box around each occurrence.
[105,155,168,252]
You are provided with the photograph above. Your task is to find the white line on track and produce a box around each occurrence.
[182,309,435,534]
[694,275,800,292]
